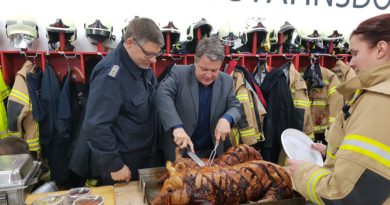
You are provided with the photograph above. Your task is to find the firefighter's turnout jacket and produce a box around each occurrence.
[229,65,266,146]
[292,63,390,205]
[308,65,343,134]
[7,60,40,152]
[288,63,314,138]
[324,60,356,167]
[330,60,356,83]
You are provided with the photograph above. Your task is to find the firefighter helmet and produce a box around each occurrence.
[85,19,114,42]
[277,21,302,53]
[5,16,39,49]
[242,19,268,54]
[295,29,326,54]
[186,18,213,42]
[217,22,247,49]
[322,30,349,54]
[160,21,181,53]
[46,18,77,51]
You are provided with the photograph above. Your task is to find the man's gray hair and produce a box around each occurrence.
[124,17,164,46]
[195,37,225,62]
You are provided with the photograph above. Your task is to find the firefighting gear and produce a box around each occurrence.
[160,21,181,53]
[47,18,77,51]
[240,21,268,54]
[288,62,314,138]
[217,22,247,52]
[184,18,212,53]
[295,30,326,53]
[0,67,10,139]
[226,61,266,146]
[266,28,279,53]
[260,63,302,163]
[303,57,325,90]
[5,16,39,49]
[322,30,349,54]
[292,62,390,205]
[7,60,40,152]
[84,19,116,50]
[305,61,343,134]
[278,21,302,53]
[329,60,356,83]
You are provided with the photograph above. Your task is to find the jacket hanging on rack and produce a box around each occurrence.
[287,62,314,138]
[39,63,72,186]
[304,62,343,134]
[7,60,40,152]
[225,60,266,147]
[260,64,300,163]
[0,67,10,139]
[26,66,44,121]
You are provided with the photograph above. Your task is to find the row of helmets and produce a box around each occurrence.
[161,18,350,55]
[5,17,116,51]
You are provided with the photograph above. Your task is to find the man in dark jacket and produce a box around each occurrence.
[83,17,164,184]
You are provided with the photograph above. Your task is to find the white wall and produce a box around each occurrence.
[0,0,388,51]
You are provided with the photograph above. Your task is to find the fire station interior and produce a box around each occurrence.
[0,17,355,205]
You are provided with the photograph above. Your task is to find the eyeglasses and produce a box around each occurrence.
[133,39,162,59]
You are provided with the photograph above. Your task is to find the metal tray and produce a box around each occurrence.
[139,167,305,205]
[0,154,36,189]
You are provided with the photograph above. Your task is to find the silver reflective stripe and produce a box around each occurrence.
[340,135,390,168]
[342,139,390,161]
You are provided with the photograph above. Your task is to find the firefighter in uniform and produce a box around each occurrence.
[288,14,390,204]
[83,17,164,184]
[313,59,357,167]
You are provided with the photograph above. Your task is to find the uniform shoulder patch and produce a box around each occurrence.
[108,65,120,78]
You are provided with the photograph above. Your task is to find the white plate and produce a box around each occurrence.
[281,128,323,166]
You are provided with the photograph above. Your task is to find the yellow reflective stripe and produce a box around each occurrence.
[26,137,39,144]
[328,117,336,123]
[236,94,249,101]
[347,89,363,105]
[12,89,30,101]
[8,131,22,137]
[340,134,390,168]
[232,128,240,145]
[308,133,315,140]
[307,169,332,205]
[239,128,257,136]
[250,102,254,108]
[294,99,310,108]
[328,86,337,97]
[326,150,336,159]
[314,126,328,131]
[10,89,30,105]
[311,100,327,106]
[323,79,329,85]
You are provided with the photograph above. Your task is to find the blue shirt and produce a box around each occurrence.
[191,82,214,152]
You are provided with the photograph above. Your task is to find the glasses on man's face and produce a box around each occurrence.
[133,39,162,59]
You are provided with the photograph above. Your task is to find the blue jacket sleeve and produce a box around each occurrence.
[84,64,124,173]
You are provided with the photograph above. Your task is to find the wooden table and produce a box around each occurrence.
[26,181,145,205]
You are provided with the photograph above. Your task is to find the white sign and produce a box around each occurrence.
[0,0,388,51]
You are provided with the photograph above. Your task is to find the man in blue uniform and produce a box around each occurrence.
[83,17,164,184]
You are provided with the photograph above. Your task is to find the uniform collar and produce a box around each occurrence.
[17,60,34,77]
[117,40,144,79]
[337,62,390,99]
[335,60,351,76]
